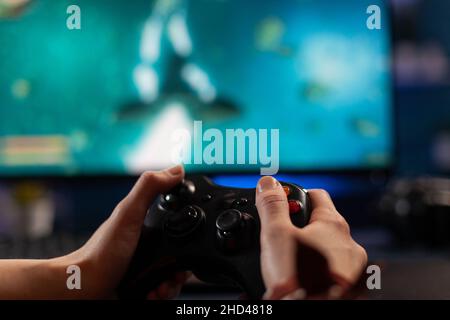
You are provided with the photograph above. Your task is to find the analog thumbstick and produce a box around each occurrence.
[165,205,204,238]
[216,209,245,252]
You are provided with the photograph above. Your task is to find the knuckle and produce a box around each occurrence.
[141,171,156,182]
[313,188,330,199]
[323,214,350,233]
[114,198,128,213]
[342,242,368,267]
[355,244,368,265]
[336,215,350,232]
[142,171,155,179]
[317,207,335,217]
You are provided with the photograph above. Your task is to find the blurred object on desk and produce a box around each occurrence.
[432,128,450,173]
[12,182,55,239]
[394,42,449,86]
[367,258,450,300]
[0,233,88,259]
[378,177,450,247]
[0,182,56,241]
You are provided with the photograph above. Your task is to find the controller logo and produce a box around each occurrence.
[171,121,279,175]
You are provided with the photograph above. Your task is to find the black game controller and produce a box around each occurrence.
[118,175,311,299]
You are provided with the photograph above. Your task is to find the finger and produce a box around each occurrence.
[164,271,190,299]
[156,282,172,300]
[306,189,341,222]
[280,288,307,300]
[174,271,192,283]
[308,189,336,211]
[154,272,189,300]
[115,165,184,223]
[255,176,291,228]
[145,271,191,301]
[126,165,184,211]
[255,176,299,299]
[158,282,182,300]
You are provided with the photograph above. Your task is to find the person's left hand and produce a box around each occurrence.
[57,165,189,299]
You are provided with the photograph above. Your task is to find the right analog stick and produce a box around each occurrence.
[160,193,179,211]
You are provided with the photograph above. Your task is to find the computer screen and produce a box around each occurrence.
[0,0,392,176]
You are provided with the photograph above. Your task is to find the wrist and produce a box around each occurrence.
[48,250,108,299]
[0,256,93,300]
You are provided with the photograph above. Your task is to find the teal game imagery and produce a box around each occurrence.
[0,0,392,175]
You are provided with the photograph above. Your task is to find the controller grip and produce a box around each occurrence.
[117,230,178,299]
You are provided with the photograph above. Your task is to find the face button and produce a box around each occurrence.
[232,198,248,208]
[288,200,303,214]
[283,186,291,196]
[165,205,204,237]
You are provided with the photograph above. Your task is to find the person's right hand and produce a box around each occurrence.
[255,176,367,300]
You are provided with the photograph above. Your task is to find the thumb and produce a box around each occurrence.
[114,165,185,226]
[73,165,185,293]
[255,176,299,299]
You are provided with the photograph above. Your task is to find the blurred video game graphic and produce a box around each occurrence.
[0,0,392,175]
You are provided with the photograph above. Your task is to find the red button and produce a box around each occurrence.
[289,200,303,214]
[283,186,291,196]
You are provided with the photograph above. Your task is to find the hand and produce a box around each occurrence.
[0,165,190,299]
[64,165,188,299]
[255,176,368,300]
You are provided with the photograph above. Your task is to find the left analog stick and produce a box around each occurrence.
[179,180,195,198]
[165,205,204,238]
[160,193,179,211]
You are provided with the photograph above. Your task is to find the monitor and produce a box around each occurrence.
[0,0,393,176]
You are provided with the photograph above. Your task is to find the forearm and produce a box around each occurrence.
[0,167,184,300]
[0,254,96,300]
